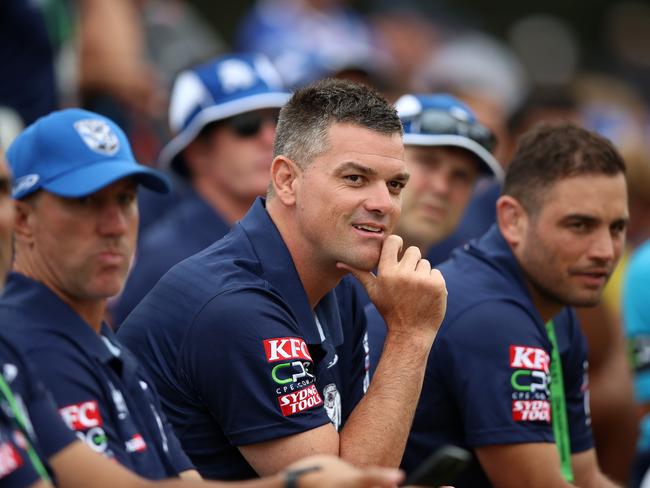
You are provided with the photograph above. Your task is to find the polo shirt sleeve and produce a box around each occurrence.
[435,301,555,448]
[556,309,593,454]
[179,288,333,446]
[0,338,77,461]
[21,345,125,463]
[0,428,42,487]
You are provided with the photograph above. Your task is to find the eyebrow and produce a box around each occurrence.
[333,161,410,183]
[560,214,630,226]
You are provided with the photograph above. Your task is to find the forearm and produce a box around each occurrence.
[339,332,433,467]
[578,471,621,488]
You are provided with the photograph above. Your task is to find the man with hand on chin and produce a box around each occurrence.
[118,78,447,479]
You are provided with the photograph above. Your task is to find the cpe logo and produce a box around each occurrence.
[264,337,313,362]
[509,346,549,372]
[59,400,103,431]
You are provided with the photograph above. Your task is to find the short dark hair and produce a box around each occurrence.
[503,122,626,213]
[273,78,402,168]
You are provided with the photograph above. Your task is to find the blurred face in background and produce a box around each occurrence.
[189,109,279,204]
[0,153,14,283]
[395,145,479,250]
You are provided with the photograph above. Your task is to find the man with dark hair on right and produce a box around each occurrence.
[401,122,626,487]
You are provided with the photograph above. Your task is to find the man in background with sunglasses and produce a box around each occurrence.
[112,53,290,324]
[365,94,502,374]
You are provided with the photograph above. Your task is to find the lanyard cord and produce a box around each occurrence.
[545,320,573,483]
[0,374,51,483]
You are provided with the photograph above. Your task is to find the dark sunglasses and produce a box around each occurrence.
[224,110,281,138]
[417,109,497,153]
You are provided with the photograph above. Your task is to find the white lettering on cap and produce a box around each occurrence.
[73,119,120,156]
[217,59,257,94]
[12,174,39,196]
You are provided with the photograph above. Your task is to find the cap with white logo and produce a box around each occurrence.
[159,53,291,175]
[6,109,170,199]
[395,93,504,180]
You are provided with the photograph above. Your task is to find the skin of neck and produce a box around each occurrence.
[521,279,564,325]
[266,196,344,308]
[13,253,107,333]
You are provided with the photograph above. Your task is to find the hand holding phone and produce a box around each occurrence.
[403,445,472,487]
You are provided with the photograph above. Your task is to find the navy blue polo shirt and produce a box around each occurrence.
[367,225,593,487]
[0,273,194,480]
[113,190,230,325]
[117,197,369,480]
[0,334,76,486]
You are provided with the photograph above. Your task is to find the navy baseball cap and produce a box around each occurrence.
[6,108,171,199]
[160,53,291,175]
[395,94,504,181]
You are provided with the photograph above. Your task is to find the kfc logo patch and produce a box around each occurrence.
[278,384,322,416]
[512,400,551,423]
[510,346,549,372]
[0,442,22,478]
[264,337,312,362]
[59,400,103,431]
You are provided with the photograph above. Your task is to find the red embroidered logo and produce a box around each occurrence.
[264,337,313,362]
[0,441,23,478]
[278,384,322,416]
[125,434,147,453]
[512,400,551,422]
[59,400,102,431]
[509,346,549,372]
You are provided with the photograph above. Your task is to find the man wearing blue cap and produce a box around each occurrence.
[112,53,290,324]
[0,108,201,480]
[0,142,406,488]
[390,94,503,255]
[365,94,502,373]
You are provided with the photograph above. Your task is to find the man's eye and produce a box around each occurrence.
[569,221,587,232]
[118,193,137,206]
[388,180,405,192]
[344,175,362,183]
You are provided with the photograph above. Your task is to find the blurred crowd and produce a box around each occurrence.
[3,0,650,486]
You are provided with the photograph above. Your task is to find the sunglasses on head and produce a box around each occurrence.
[416,109,497,153]
[223,110,281,138]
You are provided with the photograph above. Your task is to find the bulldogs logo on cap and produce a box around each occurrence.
[74,119,120,156]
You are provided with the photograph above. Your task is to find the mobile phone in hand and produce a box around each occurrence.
[403,445,472,487]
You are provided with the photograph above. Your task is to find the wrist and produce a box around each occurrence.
[283,465,322,488]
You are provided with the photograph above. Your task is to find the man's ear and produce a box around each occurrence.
[13,199,35,245]
[270,155,300,206]
[496,195,528,248]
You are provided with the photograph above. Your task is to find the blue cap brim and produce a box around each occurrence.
[403,133,504,182]
[41,160,171,198]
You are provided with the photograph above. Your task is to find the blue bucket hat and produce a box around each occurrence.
[395,94,504,181]
[6,108,171,199]
[160,53,291,175]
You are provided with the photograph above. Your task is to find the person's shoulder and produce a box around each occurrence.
[628,240,650,280]
[439,299,540,350]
